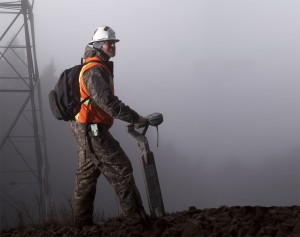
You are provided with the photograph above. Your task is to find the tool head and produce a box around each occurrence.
[146,113,163,127]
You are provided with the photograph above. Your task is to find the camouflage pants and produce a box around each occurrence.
[70,121,146,224]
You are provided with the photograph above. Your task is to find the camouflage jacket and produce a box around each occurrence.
[81,45,139,124]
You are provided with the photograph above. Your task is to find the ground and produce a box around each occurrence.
[1,206,300,237]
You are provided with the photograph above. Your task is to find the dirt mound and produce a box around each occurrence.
[1,206,300,237]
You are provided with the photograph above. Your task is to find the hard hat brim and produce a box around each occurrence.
[88,39,120,45]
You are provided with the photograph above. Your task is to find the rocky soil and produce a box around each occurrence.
[1,206,300,237]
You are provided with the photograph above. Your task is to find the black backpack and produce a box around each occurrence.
[48,60,99,121]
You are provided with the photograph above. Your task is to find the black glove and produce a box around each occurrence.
[134,116,149,129]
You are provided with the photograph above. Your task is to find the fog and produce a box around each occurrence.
[1,0,300,222]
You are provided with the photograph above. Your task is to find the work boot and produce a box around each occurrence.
[74,218,95,229]
[123,215,143,226]
[123,212,154,231]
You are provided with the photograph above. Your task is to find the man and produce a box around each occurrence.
[70,26,149,227]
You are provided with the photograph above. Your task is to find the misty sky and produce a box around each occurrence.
[1,0,300,220]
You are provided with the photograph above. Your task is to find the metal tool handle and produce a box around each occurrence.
[126,113,165,217]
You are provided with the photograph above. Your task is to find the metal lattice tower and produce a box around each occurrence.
[0,0,51,224]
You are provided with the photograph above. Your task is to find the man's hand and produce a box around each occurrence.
[135,116,149,129]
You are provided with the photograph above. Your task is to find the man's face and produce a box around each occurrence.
[101,40,117,57]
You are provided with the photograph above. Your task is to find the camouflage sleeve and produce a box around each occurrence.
[82,65,140,124]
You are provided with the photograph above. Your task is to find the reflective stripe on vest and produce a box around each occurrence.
[75,57,114,125]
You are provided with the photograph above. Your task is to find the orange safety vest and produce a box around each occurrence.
[75,56,114,126]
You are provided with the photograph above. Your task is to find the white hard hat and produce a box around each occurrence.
[89,26,119,44]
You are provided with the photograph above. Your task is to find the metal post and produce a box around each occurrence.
[0,0,51,224]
